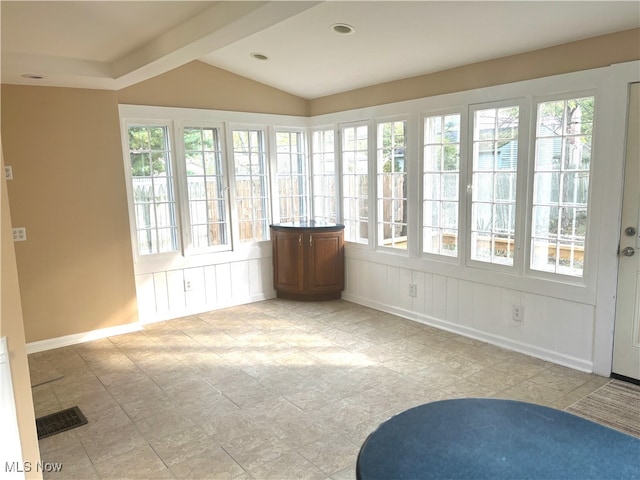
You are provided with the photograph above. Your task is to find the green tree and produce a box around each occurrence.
[128,126,168,177]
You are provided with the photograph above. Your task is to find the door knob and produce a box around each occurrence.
[625,226,637,237]
[622,246,635,257]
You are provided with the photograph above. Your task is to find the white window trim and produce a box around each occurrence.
[120,117,183,266]
[374,115,411,255]
[420,107,467,265]
[523,89,598,287]
[465,97,530,275]
[310,125,340,222]
[119,62,638,307]
[119,105,308,272]
[338,120,375,248]
[227,123,272,243]
[174,120,233,256]
[270,125,310,224]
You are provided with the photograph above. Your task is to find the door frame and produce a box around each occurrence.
[611,81,640,383]
[593,61,640,376]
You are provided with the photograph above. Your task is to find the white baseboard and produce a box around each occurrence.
[342,292,594,374]
[26,322,143,354]
[139,292,277,325]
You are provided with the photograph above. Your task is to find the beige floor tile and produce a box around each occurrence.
[30,299,626,480]
[51,376,108,404]
[38,430,82,456]
[133,410,198,443]
[92,444,168,479]
[297,432,359,476]
[40,442,99,480]
[32,384,63,417]
[170,447,246,480]
[241,451,326,480]
[468,366,533,390]
[329,464,357,480]
[119,394,177,422]
[498,379,566,406]
[440,378,498,398]
[528,367,592,393]
[62,389,119,419]
[106,375,166,404]
[148,427,213,468]
[81,422,149,465]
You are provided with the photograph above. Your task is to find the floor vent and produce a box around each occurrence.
[36,406,87,439]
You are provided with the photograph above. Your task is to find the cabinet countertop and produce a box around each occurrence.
[270,221,345,231]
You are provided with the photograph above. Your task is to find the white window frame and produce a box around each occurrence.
[310,126,339,223]
[421,108,466,262]
[466,98,529,274]
[270,126,310,224]
[339,120,374,246]
[525,90,597,285]
[227,124,272,243]
[375,116,410,253]
[175,121,232,255]
[121,118,183,264]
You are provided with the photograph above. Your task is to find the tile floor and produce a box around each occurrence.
[30,299,612,480]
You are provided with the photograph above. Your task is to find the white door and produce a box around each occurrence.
[613,82,640,382]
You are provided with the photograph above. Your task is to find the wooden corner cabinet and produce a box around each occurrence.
[270,221,345,301]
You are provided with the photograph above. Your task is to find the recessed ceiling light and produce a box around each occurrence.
[250,53,269,61]
[21,74,44,80]
[331,23,355,35]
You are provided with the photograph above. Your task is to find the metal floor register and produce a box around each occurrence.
[36,406,88,439]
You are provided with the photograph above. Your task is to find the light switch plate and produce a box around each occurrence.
[4,166,13,180]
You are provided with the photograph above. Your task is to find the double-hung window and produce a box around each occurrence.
[341,123,370,244]
[275,129,308,223]
[530,96,594,277]
[423,113,461,257]
[127,124,179,255]
[311,129,337,223]
[377,120,408,249]
[231,128,270,242]
[470,104,520,266]
[181,125,230,252]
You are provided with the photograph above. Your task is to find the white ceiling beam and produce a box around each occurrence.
[1,1,322,90]
[111,1,322,89]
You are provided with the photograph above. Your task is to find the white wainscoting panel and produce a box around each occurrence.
[343,257,595,372]
[135,257,276,324]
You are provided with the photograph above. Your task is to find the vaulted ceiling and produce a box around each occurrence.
[2,1,639,99]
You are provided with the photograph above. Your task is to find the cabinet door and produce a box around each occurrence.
[306,231,344,292]
[273,231,304,292]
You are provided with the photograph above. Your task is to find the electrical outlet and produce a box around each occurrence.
[408,283,417,297]
[5,166,13,180]
[184,279,193,292]
[512,305,524,322]
[12,227,26,242]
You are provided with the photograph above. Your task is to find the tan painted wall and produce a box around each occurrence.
[309,28,640,115]
[118,60,309,116]
[0,141,41,478]
[1,86,138,343]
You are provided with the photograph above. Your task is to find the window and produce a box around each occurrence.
[341,124,369,244]
[182,126,230,251]
[232,129,270,242]
[470,105,520,266]
[531,96,594,277]
[377,120,408,249]
[275,130,308,223]
[311,129,337,223]
[127,124,179,255]
[423,114,461,257]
